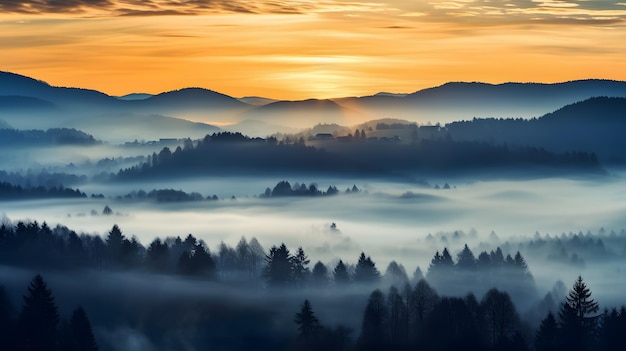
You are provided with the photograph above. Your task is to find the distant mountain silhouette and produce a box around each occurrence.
[0,95,56,110]
[238,96,278,106]
[0,119,11,129]
[0,72,222,142]
[540,96,626,123]
[116,93,152,101]
[244,99,365,128]
[3,71,626,141]
[0,71,118,108]
[335,80,626,123]
[446,97,626,162]
[73,112,221,142]
[132,88,247,111]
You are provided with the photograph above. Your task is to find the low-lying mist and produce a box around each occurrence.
[3,171,626,302]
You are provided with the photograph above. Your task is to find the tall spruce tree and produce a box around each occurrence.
[19,275,60,351]
[71,307,99,351]
[535,312,558,351]
[264,243,293,287]
[558,276,599,351]
[294,300,321,340]
[353,252,380,284]
[333,260,350,286]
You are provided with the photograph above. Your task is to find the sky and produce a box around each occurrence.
[1,0,626,99]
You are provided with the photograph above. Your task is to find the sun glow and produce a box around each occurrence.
[1,1,626,99]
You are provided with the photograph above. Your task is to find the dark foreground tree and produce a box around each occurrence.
[558,276,599,351]
[333,260,350,286]
[358,289,388,350]
[71,307,98,351]
[311,261,329,287]
[18,275,60,351]
[0,285,16,349]
[294,299,322,350]
[353,252,380,284]
[265,243,293,286]
[295,300,321,340]
[535,312,558,351]
[480,288,520,346]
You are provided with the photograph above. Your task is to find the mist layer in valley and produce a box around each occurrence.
[2,71,626,351]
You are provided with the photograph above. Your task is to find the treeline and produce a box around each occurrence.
[115,132,601,181]
[0,170,87,188]
[0,220,535,301]
[0,275,99,351]
[261,180,360,198]
[1,219,626,350]
[425,245,536,307]
[109,181,360,202]
[116,189,214,202]
[116,132,378,179]
[0,181,86,199]
[445,97,626,163]
[330,139,601,172]
[297,275,625,351]
[0,127,98,146]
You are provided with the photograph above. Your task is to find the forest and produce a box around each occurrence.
[114,132,602,180]
[0,218,624,350]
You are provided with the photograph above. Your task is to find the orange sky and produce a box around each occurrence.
[1,0,626,99]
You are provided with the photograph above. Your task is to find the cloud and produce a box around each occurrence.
[2,0,625,25]
[403,0,626,25]
[0,0,379,16]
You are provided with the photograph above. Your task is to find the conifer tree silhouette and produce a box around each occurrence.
[19,275,60,351]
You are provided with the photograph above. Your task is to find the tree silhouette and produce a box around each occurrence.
[291,246,310,287]
[383,261,409,287]
[409,278,439,340]
[264,243,293,287]
[178,243,216,278]
[71,306,98,351]
[558,276,599,351]
[145,238,169,272]
[535,311,558,351]
[456,244,476,270]
[480,288,520,346]
[353,252,380,284]
[358,289,388,350]
[333,260,350,286]
[387,286,409,348]
[311,261,329,287]
[105,224,124,266]
[598,307,626,351]
[18,274,60,351]
[294,299,321,342]
[0,285,16,349]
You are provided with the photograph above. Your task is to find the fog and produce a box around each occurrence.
[3,171,626,302]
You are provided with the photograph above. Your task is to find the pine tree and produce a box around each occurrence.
[264,243,293,287]
[353,252,380,284]
[358,289,388,350]
[18,275,60,351]
[291,247,310,287]
[294,299,321,340]
[0,285,16,349]
[311,261,329,286]
[535,312,558,351]
[558,276,599,351]
[456,244,476,270]
[333,260,350,286]
[145,238,169,272]
[383,261,409,287]
[387,286,408,347]
[71,306,99,351]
